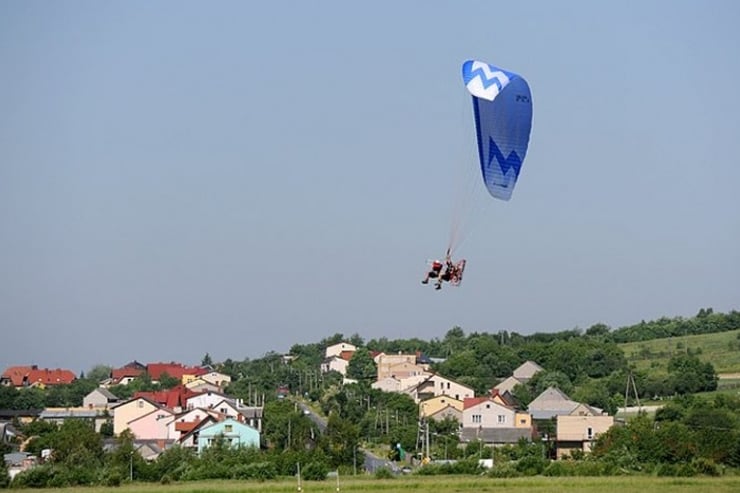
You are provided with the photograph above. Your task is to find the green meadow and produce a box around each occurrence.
[619,329,740,375]
[17,476,740,493]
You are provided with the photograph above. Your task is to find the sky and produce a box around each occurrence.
[1,1,739,374]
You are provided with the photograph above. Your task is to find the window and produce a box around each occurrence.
[497,415,506,424]
[587,427,593,439]
[447,382,450,389]
[472,414,482,424]
[225,424,233,433]
[486,404,490,409]
[137,400,144,408]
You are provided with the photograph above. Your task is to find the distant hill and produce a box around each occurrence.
[619,328,740,375]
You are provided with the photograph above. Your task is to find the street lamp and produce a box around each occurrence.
[129,451,133,481]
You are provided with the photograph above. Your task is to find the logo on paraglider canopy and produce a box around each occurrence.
[486,137,522,181]
[465,62,510,101]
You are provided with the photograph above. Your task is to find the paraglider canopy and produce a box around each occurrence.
[462,60,533,201]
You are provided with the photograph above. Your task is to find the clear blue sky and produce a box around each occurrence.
[2,1,739,374]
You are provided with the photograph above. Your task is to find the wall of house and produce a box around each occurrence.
[197,420,259,453]
[186,393,229,410]
[462,401,515,429]
[113,399,160,435]
[128,410,174,440]
[83,392,109,409]
[376,354,418,379]
[428,406,462,423]
[556,415,614,454]
[514,412,532,428]
[419,396,463,418]
[201,372,231,387]
[328,358,349,375]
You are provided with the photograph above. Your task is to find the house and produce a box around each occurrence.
[1,421,17,444]
[555,414,614,458]
[112,396,164,435]
[1,366,33,387]
[512,361,543,382]
[185,390,233,411]
[234,402,264,432]
[83,387,120,409]
[324,342,356,359]
[197,417,260,453]
[134,384,197,412]
[419,395,464,422]
[381,361,428,381]
[134,439,175,461]
[3,452,38,481]
[459,396,533,446]
[197,371,232,388]
[376,353,429,380]
[146,362,206,384]
[102,437,175,461]
[371,374,429,394]
[39,408,109,433]
[178,415,219,448]
[409,374,475,403]
[0,409,42,424]
[462,397,517,429]
[184,379,222,393]
[108,361,146,385]
[492,375,524,394]
[1,366,76,388]
[320,351,354,376]
[459,427,533,445]
[527,387,603,420]
[127,407,176,440]
[166,408,220,441]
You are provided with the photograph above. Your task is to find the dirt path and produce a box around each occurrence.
[718,372,740,379]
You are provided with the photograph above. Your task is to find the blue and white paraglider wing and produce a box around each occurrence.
[462,60,533,201]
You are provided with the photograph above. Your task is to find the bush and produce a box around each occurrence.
[515,455,548,475]
[691,457,720,476]
[232,462,278,481]
[487,462,521,478]
[543,459,615,477]
[302,461,329,481]
[103,470,123,487]
[374,467,395,479]
[10,465,55,488]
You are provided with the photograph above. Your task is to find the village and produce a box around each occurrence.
[1,341,615,480]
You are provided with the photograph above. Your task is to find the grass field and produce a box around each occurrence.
[21,476,740,493]
[619,329,740,374]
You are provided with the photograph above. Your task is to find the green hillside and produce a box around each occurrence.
[619,328,740,375]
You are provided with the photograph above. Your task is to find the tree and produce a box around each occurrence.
[14,387,45,410]
[323,413,360,468]
[49,419,104,466]
[346,348,376,382]
[585,323,611,338]
[667,354,717,394]
[201,353,213,367]
[86,365,113,383]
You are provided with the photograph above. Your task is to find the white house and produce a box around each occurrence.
[461,396,516,429]
[199,371,232,388]
[185,391,232,411]
[83,388,120,409]
[409,374,475,403]
[325,342,356,359]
